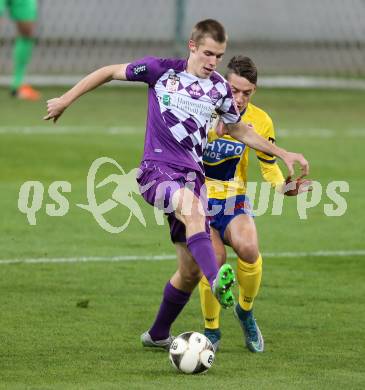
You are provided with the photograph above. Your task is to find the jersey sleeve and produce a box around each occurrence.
[256,115,285,187]
[255,115,277,164]
[216,82,241,124]
[260,161,285,188]
[126,56,176,86]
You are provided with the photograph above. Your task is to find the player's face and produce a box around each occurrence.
[188,37,226,78]
[228,73,256,112]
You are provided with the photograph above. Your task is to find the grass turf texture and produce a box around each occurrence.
[0,86,364,389]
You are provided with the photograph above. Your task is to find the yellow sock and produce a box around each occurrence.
[237,254,263,311]
[199,276,221,329]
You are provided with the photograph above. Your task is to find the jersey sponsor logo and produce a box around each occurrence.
[133,64,147,76]
[162,94,171,106]
[165,93,213,119]
[203,138,245,164]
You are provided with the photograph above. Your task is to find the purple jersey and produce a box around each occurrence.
[126,56,240,173]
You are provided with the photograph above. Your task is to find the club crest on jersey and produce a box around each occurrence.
[166,74,180,93]
[186,81,204,99]
[133,64,147,76]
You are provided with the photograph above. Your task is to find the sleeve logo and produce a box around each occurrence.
[133,64,147,76]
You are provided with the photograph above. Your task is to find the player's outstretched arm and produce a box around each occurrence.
[226,121,309,177]
[43,64,129,123]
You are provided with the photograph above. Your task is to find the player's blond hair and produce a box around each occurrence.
[190,19,227,46]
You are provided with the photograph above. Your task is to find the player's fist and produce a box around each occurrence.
[283,176,312,196]
[43,97,67,123]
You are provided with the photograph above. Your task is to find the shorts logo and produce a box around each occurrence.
[133,64,147,76]
[235,201,251,211]
[222,199,251,216]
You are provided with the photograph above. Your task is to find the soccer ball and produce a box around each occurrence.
[169,331,215,374]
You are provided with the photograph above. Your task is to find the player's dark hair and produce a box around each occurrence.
[190,19,227,46]
[226,55,258,85]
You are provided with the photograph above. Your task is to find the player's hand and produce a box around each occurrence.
[281,151,309,178]
[283,175,312,196]
[215,121,228,137]
[43,97,67,123]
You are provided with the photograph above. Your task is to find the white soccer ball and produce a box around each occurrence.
[169,331,215,374]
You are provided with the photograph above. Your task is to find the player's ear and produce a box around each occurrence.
[188,40,197,53]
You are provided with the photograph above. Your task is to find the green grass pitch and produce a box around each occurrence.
[0,86,364,389]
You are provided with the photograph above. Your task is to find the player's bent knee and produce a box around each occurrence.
[235,242,259,263]
[183,269,202,287]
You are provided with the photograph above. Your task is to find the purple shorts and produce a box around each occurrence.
[136,160,209,242]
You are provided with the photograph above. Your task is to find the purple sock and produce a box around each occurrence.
[149,281,191,341]
[187,231,219,288]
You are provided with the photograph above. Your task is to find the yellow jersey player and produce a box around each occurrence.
[199,55,311,352]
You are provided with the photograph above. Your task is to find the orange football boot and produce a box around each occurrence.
[17,85,41,101]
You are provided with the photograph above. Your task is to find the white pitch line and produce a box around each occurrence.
[0,254,175,265]
[0,126,144,134]
[0,250,364,266]
[2,75,365,90]
[277,128,365,138]
[1,126,364,137]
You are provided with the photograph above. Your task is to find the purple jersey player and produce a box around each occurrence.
[44,19,309,350]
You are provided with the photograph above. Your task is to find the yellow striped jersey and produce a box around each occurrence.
[203,102,285,199]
